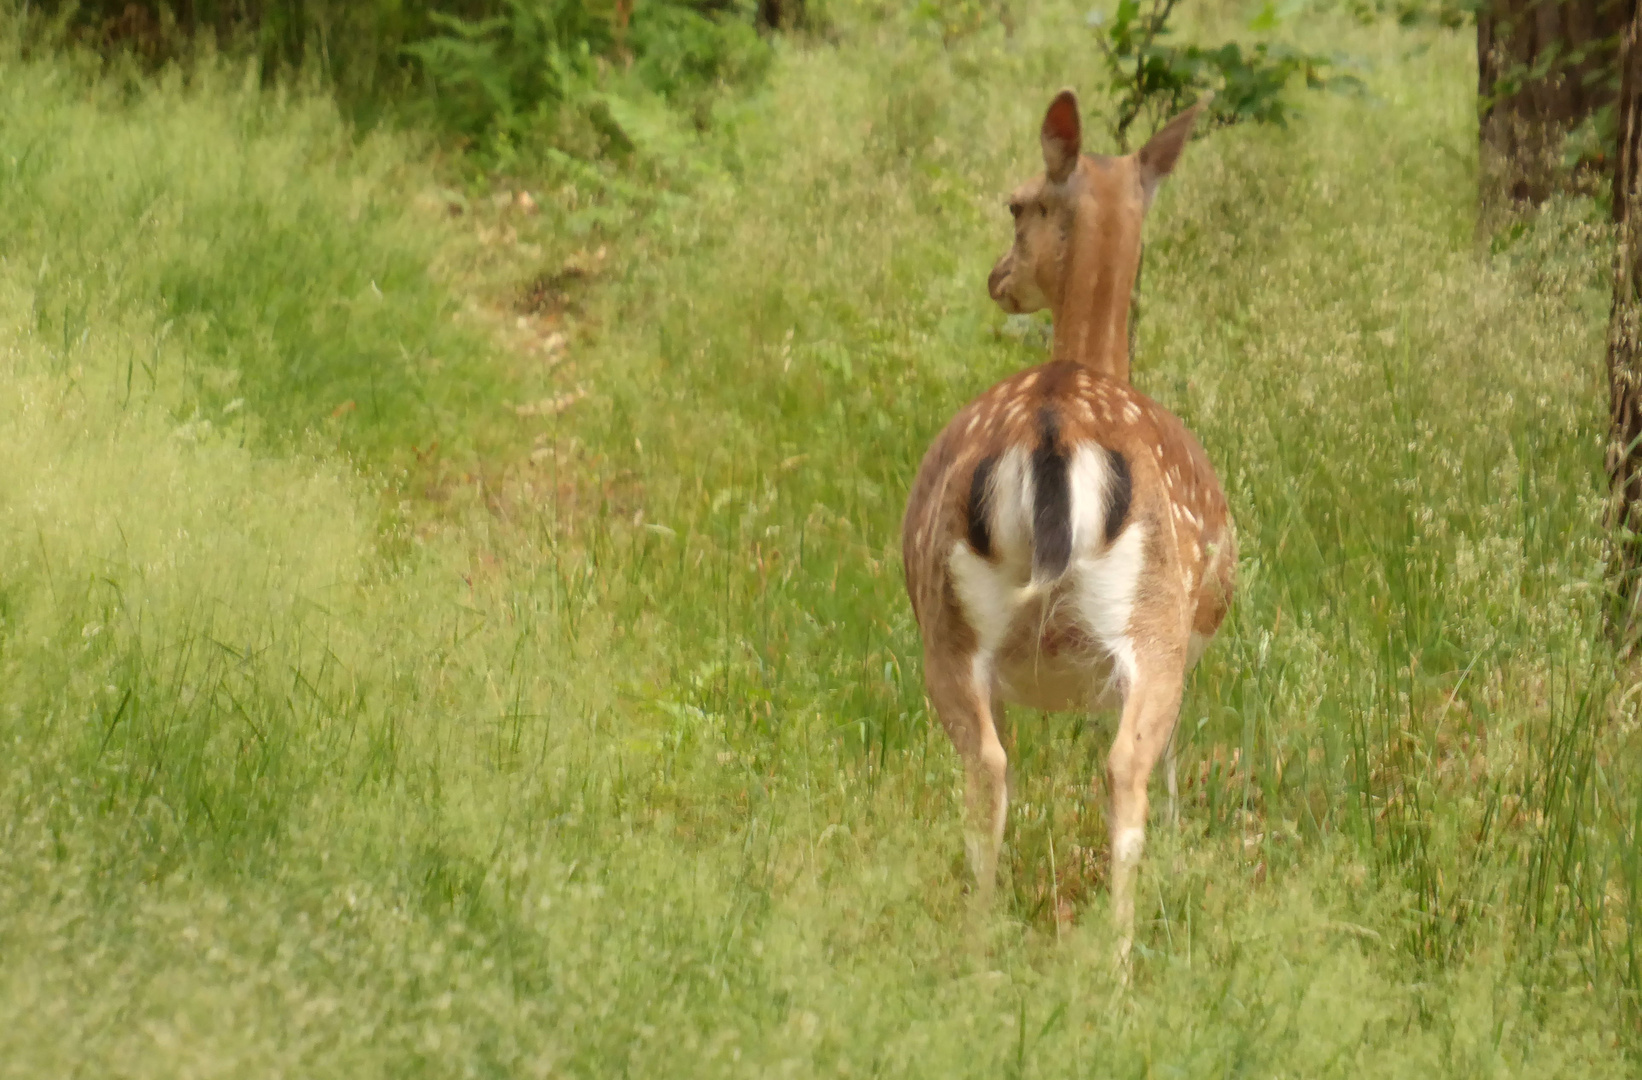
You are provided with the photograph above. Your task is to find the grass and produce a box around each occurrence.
[2,2,1641,1076]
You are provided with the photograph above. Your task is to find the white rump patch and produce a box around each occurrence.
[946,444,1040,661]
[947,437,1148,708]
[985,446,1035,570]
[1066,445,1117,556]
[949,540,1019,658]
[1070,519,1147,690]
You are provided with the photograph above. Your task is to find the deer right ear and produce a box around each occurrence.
[1137,95,1209,205]
[1040,90,1081,184]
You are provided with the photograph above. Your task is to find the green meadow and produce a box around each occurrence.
[2,3,1638,1075]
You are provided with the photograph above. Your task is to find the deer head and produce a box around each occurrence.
[986,90,1207,382]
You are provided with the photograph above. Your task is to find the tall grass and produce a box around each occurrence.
[2,2,1641,1076]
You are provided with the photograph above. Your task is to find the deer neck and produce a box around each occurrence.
[1050,194,1141,383]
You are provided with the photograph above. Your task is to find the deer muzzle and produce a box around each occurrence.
[988,256,1015,310]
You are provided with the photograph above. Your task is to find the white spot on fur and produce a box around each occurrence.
[1113,826,1145,866]
[1106,636,1138,697]
[970,651,995,704]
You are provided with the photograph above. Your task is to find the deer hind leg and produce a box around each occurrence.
[1106,652,1187,973]
[927,650,1008,905]
[1165,732,1180,830]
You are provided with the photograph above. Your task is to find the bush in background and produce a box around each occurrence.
[29,0,773,152]
[403,0,769,155]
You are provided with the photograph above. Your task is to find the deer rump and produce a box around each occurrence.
[947,406,1147,715]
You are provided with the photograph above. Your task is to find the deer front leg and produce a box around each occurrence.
[1106,657,1186,974]
[927,651,1009,905]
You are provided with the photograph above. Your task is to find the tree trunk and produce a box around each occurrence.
[1606,1,1642,643]
[1478,0,1626,205]
[757,0,806,31]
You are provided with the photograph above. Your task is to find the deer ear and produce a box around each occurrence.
[1137,95,1209,204]
[1040,90,1081,184]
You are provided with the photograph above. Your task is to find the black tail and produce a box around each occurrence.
[1031,408,1073,582]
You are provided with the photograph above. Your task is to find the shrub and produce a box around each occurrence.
[28,0,771,150]
[405,0,770,151]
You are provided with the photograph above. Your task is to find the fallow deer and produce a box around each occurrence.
[901,90,1234,967]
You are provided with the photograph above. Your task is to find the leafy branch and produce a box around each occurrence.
[1091,0,1365,150]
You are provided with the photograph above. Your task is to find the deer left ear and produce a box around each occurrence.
[1040,89,1082,184]
[1137,96,1210,205]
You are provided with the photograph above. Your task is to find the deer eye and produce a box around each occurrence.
[1008,200,1023,220]
[1037,204,1048,218]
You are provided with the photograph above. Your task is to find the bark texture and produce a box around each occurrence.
[1478,0,1627,204]
[1607,2,1642,642]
